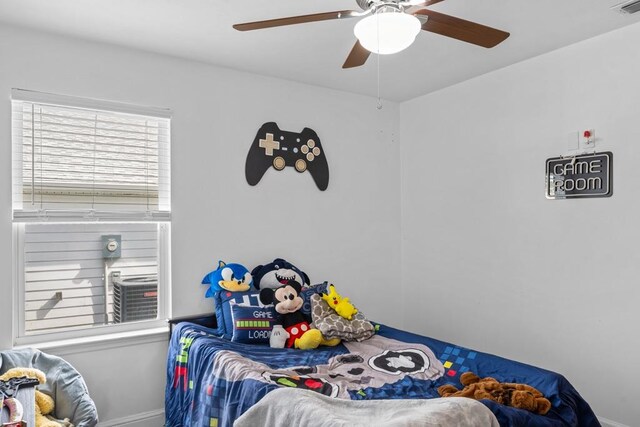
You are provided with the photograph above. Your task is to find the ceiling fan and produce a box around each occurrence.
[233,0,510,69]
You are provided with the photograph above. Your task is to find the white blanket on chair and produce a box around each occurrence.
[234,388,499,427]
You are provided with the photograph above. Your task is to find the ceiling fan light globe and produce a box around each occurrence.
[354,12,421,55]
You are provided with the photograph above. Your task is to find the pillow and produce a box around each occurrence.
[229,304,277,344]
[300,282,329,316]
[214,290,268,339]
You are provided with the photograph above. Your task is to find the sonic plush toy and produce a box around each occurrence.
[202,260,253,297]
[251,258,310,290]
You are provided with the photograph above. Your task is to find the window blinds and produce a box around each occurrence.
[11,89,171,221]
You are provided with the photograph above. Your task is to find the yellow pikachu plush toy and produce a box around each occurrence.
[321,284,358,320]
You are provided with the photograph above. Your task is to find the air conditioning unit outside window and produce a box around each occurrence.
[113,275,159,324]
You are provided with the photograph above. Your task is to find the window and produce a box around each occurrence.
[11,89,171,345]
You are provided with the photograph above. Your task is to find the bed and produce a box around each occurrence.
[165,319,600,427]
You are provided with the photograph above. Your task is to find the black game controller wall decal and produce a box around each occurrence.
[245,122,329,191]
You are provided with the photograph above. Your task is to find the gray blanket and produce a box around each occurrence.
[234,389,500,427]
[310,294,375,342]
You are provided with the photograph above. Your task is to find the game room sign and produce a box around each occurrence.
[546,152,612,199]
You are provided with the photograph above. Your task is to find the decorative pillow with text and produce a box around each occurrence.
[229,303,276,344]
[214,290,270,340]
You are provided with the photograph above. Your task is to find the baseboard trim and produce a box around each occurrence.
[598,416,630,427]
[98,409,164,427]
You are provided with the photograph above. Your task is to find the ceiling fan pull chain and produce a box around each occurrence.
[376,13,383,110]
[377,56,382,110]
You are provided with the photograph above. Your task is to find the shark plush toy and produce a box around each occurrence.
[202,260,253,297]
[251,258,310,290]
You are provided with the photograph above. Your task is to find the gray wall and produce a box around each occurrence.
[0,24,401,425]
[399,21,640,426]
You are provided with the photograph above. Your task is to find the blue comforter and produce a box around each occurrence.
[165,322,599,427]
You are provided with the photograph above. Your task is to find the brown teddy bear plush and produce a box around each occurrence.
[438,372,552,415]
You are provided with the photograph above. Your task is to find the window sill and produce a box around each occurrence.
[13,326,169,356]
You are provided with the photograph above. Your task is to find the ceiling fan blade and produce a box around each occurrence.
[343,41,371,69]
[234,10,357,31]
[405,0,446,14]
[415,9,510,48]
[405,0,446,7]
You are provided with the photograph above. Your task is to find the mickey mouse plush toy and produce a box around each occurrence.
[260,280,340,350]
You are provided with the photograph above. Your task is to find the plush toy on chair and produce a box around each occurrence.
[0,367,70,427]
[259,280,340,350]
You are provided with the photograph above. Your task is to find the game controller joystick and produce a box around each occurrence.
[245,122,329,191]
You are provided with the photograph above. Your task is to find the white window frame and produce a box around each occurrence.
[11,89,172,347]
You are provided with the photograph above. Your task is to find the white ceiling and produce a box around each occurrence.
[1,0,639,101]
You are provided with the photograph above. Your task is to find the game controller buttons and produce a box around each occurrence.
[259,133,280,156]
[301,140,321,161]
[295,159,307,172]
[273,157,286,170]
